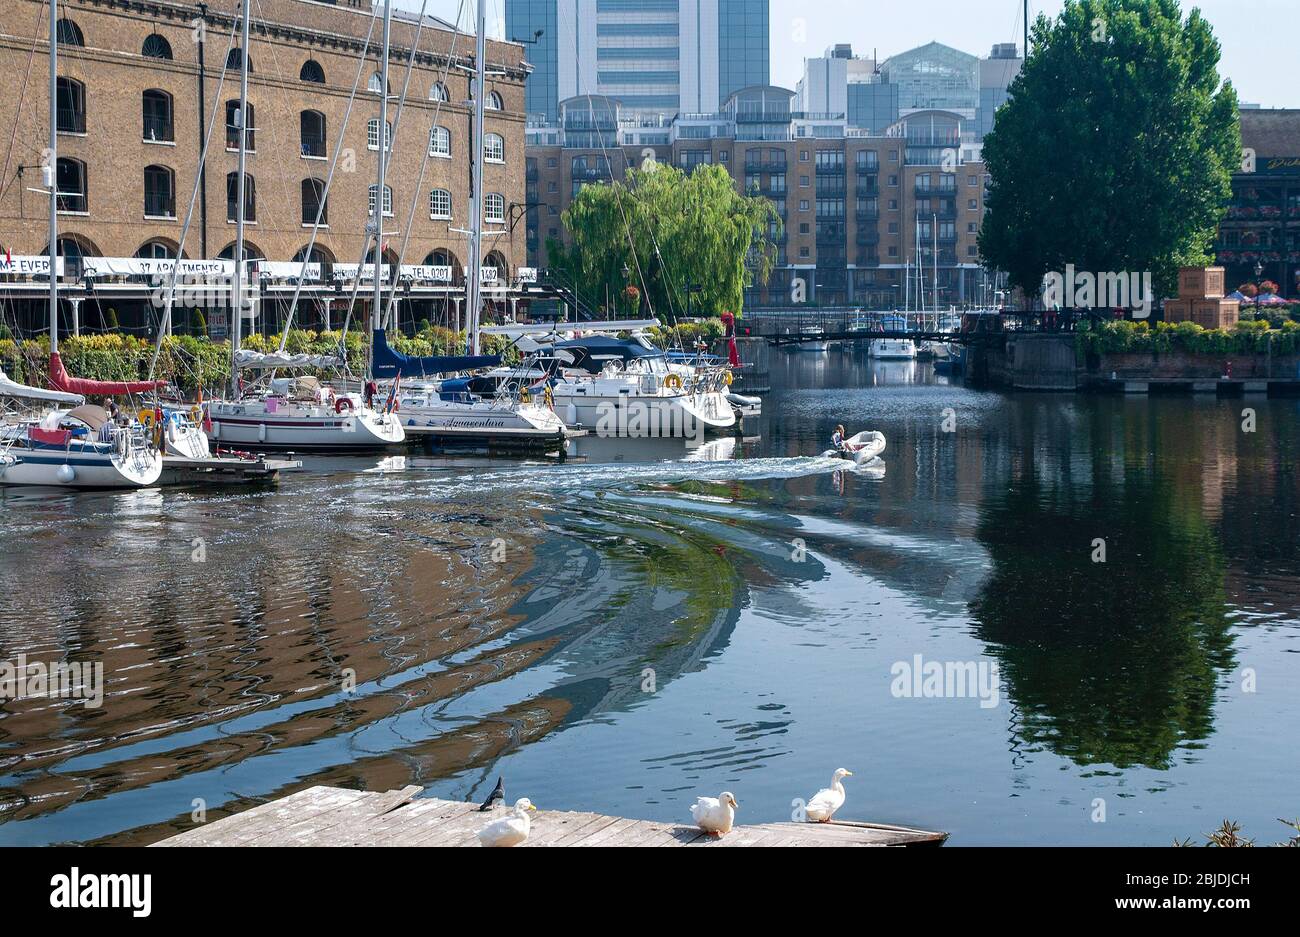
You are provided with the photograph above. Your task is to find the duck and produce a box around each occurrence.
[804,768,853,822]
[478,776,505,811]
[690,791,739,836]
[476,797,537,847]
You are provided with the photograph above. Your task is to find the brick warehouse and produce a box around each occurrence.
[0,0,529,336]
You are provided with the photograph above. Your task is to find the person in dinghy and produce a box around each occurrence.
[831,424,849,455]
[823,425,887,464]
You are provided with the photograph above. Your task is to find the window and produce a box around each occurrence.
[143,165,175,217]
[300,60,325,83]
[968,174,978,186]
[429,188,451,219]
[799,175,809,187]
[967,222,977,233]
[429,81,449,102]
[225,171,255,222]
[55,158,86,212]
[799,150,809,161]
[889,199,898,210]
[547,181,556,193]
[428,125,451,158]
[799,246,809,257]
[546,157,557,168]
[300,110,326,157]
[367,118,392,151]
[142,89,173,142]
[968,198,978,210]
[55,77,85,134]
[368,184,392,217]
[888,222,898,233]
[368,72,385,94]
[56,19,84,46]
[968,246,978,256]
[142,34,172,60]
[798,200,809,212]
[799,222,809,234]
[719,150,728,162]
[135,240,175,259]
[484,193,504,223]
[226,48,251,73]
[301,178,327,225]
[888,174,898,186]
[485,90,503,110]
[484,132,504,163]
[225,100,255,151]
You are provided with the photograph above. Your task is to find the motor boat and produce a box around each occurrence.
[796,325,829,352]
[868,314,917,360]
[821,430,887,465]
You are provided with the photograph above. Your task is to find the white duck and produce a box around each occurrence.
[476,797,537,847]
[805,768,853,822]
[690,791,739,836]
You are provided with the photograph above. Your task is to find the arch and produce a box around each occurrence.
[483,132,504,163]
[291,244,334,282]
[483,250,508,282]
[42,233,102,279]
[143,164,176,218]
[485,90,503,111]
[429,81,449,103]
[428,188,452,220]
[134,238,185,259]
[301,177,327,225]
[299,59,325,83]
[56,19,84,47]
[55,157,87,212]
[225,171,256,223]
[55,76,85,133]
[423,248,462,284]
[300,109,326,157]
[225,99,255,150]
[217,241,265,261]
[225,47,252,73]
[142,33,172,60]
[428,124,451,158]
[142,88,173,142]
[367,71,387,94]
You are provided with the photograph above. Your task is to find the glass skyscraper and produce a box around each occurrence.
[507,0,770,121]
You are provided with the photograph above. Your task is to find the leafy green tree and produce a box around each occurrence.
[560,163,780,320]
[979,0,1240,301]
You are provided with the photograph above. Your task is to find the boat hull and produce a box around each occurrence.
[207,403,405,451]
[0,443,162,488]
[555,389,735,436]
[868,339,917,360]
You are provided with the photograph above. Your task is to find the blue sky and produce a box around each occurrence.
[401,0,1297,108]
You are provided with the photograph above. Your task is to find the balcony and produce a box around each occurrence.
[526,165,538,182]
[734,108,794,123]
[854,251,880,267]
[815,161,846,175]
[855,161,879,175]
[815,224,845,245]
[744,159,788,174]
[855,209,879,223]
[571,166,612,181]
[855,229,880,246]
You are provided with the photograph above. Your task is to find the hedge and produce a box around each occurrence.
[1075,319,1300,361]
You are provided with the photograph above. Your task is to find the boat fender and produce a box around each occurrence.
[258,423,266,443]
[56,464,76,483]
[723,370,733,386]
[335,397,354,414]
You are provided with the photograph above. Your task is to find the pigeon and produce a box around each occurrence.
[479,776,505,811]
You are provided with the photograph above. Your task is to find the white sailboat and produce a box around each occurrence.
[204,0,403,452]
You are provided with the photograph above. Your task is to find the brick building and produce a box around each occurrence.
[525,88,991,309]
[0,0,529,335]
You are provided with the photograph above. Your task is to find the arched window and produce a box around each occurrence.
[300,110,326,157]
[486,90,503,111]
[366,118,391,152]
[368,184,392,218]
[428,188,451,220]
[299,59,325,83]
[225,48,252,73]
[143,165,175,218]
[368,72,385,93]
[142,34,172,60]
[301,178,327,225]
[55,77,85,133]
[56,158,87,212]
[225,171,256,223]
[218,241,264,261]
[483,192,504,224]
[483,132,504,163]
[134,239,177,259]
[429,81,449,103]
[225,100,255,151]
[291,245,332,283]
[51,236,94,279]
[56,19,84,47]
[142,89,173,142]
[428,125,451,158]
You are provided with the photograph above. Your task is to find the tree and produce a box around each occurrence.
[979,0,1240,302]
[560,163,780,320]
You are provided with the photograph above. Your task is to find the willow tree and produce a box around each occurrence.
[556,163,780,320]
[979,0,1240,300]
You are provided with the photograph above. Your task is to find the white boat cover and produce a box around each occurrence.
[233,349,346,370]
[0,368,84,405]
[480,319,659,338]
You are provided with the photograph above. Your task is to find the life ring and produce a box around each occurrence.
[519,389,531,404]
[138,409,156,428]
[189,404,204,424]
[663,373,683,390]
[335,397,354,414]
[723,370,733,386]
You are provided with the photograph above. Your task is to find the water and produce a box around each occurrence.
[1,351,1296,846]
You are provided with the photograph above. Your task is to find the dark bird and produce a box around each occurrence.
[479,776,505,811]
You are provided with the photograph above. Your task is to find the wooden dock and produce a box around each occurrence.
[159,454,302,485]
[152,785,947,848]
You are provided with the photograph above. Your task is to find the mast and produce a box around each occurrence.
[371,0,392,377]
[932,211,938,317]
[465,0,486,355]
[228,0,251,397]
[47,0,58,355]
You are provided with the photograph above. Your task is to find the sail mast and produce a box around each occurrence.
[372,0,392,378]
[229,0,251,397]
[47,0,58,355]
[465,0,486,355]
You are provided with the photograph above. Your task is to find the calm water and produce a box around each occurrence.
[1,349,1297,846]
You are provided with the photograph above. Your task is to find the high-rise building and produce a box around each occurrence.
[506,0,769,122]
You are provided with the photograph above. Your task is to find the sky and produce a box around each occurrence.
[402,0,1298,109]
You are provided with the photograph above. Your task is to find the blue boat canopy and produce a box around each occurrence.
[371,329,500,379]
[550,335,662,374]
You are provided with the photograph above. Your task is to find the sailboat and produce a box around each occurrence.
[204,0,404,452]
[0,1,163,489]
